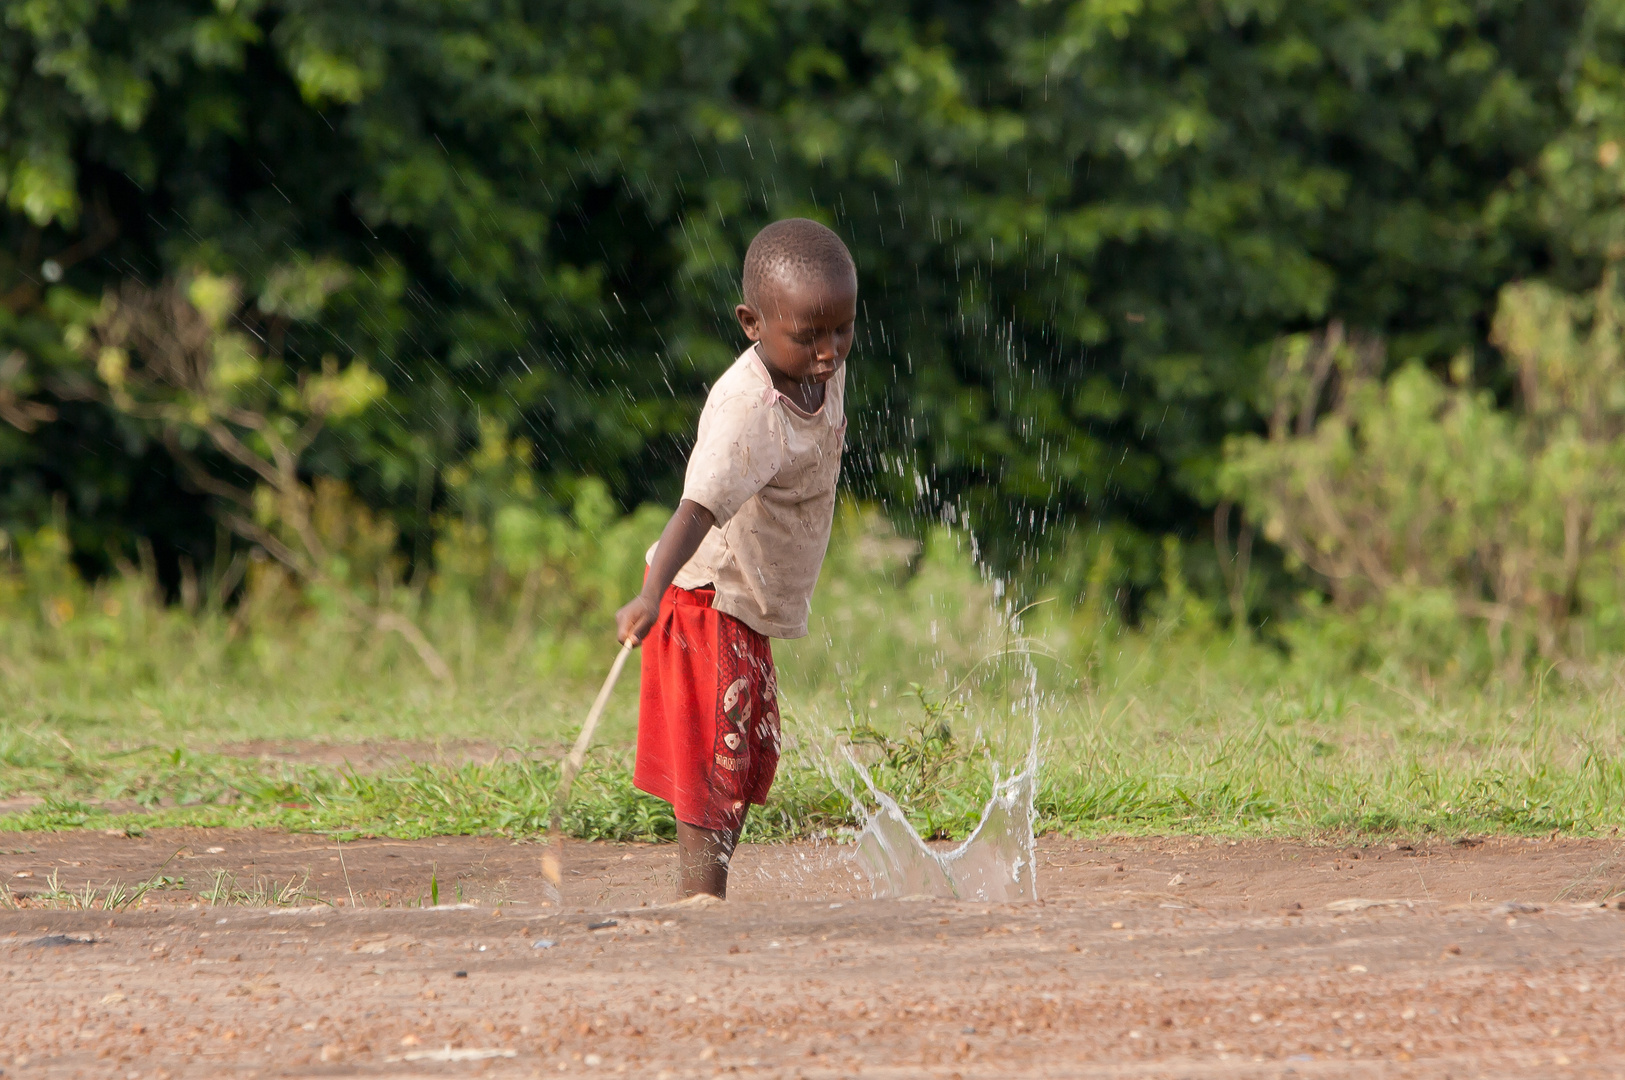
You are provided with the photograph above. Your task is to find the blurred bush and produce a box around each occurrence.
[0,0,1612,586]
[1223,273,1625,678]
[0,478,664,700]
[17,262,1625,698]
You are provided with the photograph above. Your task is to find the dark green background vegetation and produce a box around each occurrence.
[3,0,1624,602]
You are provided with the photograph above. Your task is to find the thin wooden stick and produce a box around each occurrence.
[543,638,637,888]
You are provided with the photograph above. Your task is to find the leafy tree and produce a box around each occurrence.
[0,0,1608,602]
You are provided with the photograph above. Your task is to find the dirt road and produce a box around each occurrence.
[3,832,1623,1077]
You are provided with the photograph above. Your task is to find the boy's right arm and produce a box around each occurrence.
[615,498,716,645]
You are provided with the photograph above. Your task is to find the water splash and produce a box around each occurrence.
[845,717,1040,902]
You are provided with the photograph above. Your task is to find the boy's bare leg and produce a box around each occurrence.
[676,819,741,899]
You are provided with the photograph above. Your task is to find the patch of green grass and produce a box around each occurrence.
[2,509,1624,842]
[1,685,1621,842]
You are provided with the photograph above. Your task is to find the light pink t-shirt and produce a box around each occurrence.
[662,345,847,639]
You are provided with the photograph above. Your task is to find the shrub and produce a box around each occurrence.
[1223,274,1625,678]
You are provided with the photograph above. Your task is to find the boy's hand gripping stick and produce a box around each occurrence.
[542,637,637,889]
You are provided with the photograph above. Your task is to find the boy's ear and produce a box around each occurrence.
[735,302,763,341]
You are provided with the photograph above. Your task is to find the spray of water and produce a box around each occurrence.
[841,646,1043,903]
[846,730,1039,901]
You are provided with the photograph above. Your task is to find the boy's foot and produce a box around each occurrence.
[670,891,724,907]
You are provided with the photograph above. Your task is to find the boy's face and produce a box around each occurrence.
[736,276,858,386]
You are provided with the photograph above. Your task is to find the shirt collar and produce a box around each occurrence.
[749,344,830,418]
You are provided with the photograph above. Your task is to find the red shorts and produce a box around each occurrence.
[633,584,780,832]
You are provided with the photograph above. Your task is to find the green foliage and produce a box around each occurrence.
[1223,272,1625,676]
[0,0,1611,587]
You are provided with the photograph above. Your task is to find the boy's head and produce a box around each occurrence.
[737,219,857,387]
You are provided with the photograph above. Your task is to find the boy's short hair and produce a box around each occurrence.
[742,219,856,308]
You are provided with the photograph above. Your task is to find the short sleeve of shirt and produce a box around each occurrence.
[681,385,784,526]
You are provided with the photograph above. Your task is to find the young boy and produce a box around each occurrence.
[615,218,857,900]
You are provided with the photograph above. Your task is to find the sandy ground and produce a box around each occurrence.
[3,832,1624,1078]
